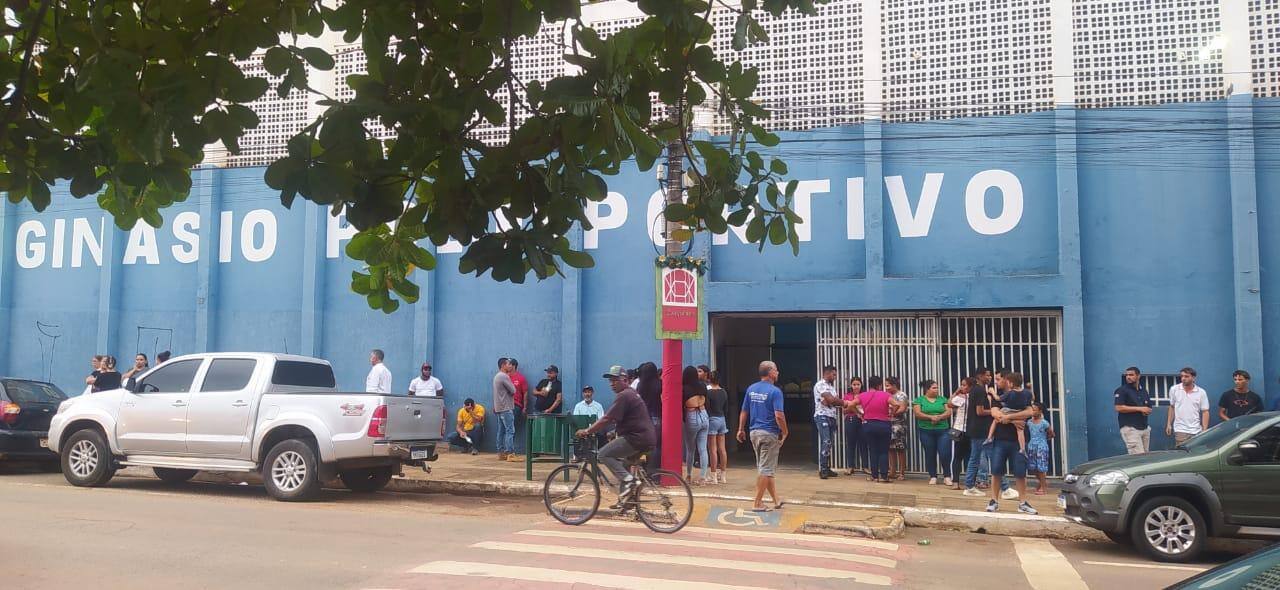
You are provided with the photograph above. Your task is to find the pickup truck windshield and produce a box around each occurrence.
[271,361,336,388]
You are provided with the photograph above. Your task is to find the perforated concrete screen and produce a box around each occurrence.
[1072,0,1226,108]
[882,0,1054,122]
[1251,0,1280,97]
[222,54,312,168]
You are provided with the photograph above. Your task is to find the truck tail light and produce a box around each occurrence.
[367,404,388,438]
[1,402,19,425]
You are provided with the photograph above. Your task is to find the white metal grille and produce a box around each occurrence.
[1251,0,1280,97]
[882,0,1055,123]
[818,312,1067,476]
[221,53,312,168]
[1072,0,1226,108]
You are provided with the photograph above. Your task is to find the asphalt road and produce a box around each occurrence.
[0,467,1242,590]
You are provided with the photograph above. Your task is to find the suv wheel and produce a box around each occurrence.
[1130,496,1206,563]
[61,429,116,487]
[262,439,321,501]
[339,466,393,493]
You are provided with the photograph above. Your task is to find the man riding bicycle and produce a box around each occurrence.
[575,364,656,503]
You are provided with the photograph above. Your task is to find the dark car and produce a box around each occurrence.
[1060,412,1280,563]
[0,378,68,463]
[1167,542,1280,589]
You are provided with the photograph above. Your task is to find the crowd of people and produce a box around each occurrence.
[82,351,170,395]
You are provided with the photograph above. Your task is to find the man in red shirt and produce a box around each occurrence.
[508,358,529,460]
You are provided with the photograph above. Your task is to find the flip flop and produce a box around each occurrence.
[750,506,773,513]
[774,502,786,509]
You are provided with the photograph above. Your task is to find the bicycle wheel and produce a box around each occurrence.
[634,469,693,533]
[544,464,601,526]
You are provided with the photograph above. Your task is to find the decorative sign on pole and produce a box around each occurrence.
[655,257,704,340]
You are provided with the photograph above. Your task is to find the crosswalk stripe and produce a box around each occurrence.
[582,519,901,551]
[516,528,897,569]
[468,541,894,586]
[409,561,777,590]
[1012,538,1088,590]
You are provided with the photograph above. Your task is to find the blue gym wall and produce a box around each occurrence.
[1,97,1275,466]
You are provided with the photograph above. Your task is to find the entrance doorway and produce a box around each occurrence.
[710,311,1068,476]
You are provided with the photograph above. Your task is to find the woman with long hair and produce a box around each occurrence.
[842,376,866,476]
[703,368,730,483]
[913,379,953,485]
[886,376,909,480]
[92,356,123,392]
[682,365,711,485]
[849,376,894,483]
[635,362,662,475]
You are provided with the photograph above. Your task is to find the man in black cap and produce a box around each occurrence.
[577,365,656,501]
[533,364,564,414]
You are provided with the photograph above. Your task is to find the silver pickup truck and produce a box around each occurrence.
[48,352,441,501]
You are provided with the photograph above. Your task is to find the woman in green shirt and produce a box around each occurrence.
[913,380,954,485]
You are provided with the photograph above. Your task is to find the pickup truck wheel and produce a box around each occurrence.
[1131,496,1206,563]
[153,467,198,484]
[263,439,321,501]
[62,429,115,487]
[339,466,393,493]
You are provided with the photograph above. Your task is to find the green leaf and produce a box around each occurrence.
[768,217,787,245]
[263,47,292,76]
[300,46,335,71]
[560,249,596,269]
[769,158,788,175]
[745,215,765,243]
[664,202,693,221]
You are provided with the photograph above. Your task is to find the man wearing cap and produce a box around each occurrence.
[574,386,608,449]
[533,365,564,414]
[576,365,656,502]
[446,398,485,454]
[407,362,444,397]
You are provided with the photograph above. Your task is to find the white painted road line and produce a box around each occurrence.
[1012,538,1088,590]
[1082,561,1208,573]
[516,528,898,568]
[468,541,894,586]
[582,518,901,551]
[409,561,778,590]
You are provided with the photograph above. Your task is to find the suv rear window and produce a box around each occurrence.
[271,361,336,388]
[1,380,69,404]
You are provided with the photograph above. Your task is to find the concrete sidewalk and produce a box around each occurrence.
[392,450,1103,541]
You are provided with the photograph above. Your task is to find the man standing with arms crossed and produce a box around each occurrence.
[1166,366,1210,446]
[493,358,517,461]
[738,361,788,512]
[812,365,840,479]
[1114,366,1154,454]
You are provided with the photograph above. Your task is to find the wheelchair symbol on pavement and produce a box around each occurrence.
[708,507,781,528]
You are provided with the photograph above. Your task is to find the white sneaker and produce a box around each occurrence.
[1018,501,1038,515]
[986,500,999,512]
[963,487,985,497]
[718,471,727,484]
[928,477,937,485]
[943,477,954,487]
[1001,488,1020,500]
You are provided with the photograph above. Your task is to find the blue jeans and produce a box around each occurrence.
[496,410,515,454]
[990,439,1028,479]
[646,416,662,475]
[863,420,892,480]
[814,415,837,471]
[844,418,869,470]
[917,428,952,478]
[684,409,710,480]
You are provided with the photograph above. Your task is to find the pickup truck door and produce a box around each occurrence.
[116,359,204,455]
[1217,423,1280,527]
[186,358,259,457]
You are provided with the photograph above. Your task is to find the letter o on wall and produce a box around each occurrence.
[240,209,278,262]
[964,169,1023,236]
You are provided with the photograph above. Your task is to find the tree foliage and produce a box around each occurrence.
[0,0,817,312]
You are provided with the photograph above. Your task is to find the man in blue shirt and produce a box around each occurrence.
[737,360,788,512]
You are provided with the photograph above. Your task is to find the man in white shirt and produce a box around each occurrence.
[1166,366,1210,445]
[573,386,607,449]
[365,349,392,394]
[407,362,444,397]
[813,365,841,480]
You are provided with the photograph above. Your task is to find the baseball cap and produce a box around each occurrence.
[582,385,594,392]
[545,364,559,373]
[602,364,627,379]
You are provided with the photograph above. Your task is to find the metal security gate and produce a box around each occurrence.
[818,312,1067,476]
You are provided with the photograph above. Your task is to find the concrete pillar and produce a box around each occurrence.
[94,218,123,357]
[560,226,584,402]
[195,168,220,352]
[0,201,14,375]
[863,121,885,304]
[411,243,437,368]
[300,203,326,357]
[1054,106,1089,468]
[1226,93,1266,380]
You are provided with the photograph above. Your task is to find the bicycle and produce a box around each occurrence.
[543,437,693,534]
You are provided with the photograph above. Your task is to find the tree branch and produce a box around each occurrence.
[0,0,54,147]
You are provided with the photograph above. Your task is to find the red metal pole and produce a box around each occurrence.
[661,339,682,477]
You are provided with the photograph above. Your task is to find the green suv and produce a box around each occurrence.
[1060,412,1280,563]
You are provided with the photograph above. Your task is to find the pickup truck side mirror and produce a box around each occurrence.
[1229,440,1260,466]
